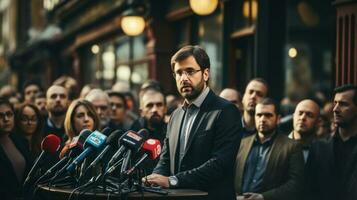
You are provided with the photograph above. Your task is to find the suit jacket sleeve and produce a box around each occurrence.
[262,143,305,200]
[175,104,242,189]
[152,136,171,176]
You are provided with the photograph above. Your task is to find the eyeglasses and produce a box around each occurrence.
[172,69,201,79]
[20,117,38,124]
[111,103,124,109]
[95,105,108,111]
[0,111,14,120]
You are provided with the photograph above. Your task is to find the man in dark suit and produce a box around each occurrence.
[306,84,357,200]
[144,45,242,200]
[235,98,304,200]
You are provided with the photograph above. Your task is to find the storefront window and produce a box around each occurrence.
[115,35,148,89]
[198,11,223,92]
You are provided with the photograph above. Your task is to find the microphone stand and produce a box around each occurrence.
[119,168,168,196]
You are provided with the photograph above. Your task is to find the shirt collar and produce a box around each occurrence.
[182,87,210,109]
[47,118,54,128]
[288,131,294,139]
[241,116,256,132]
[254,131,277,145]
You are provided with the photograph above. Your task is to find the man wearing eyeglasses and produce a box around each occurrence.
[144,45,242,200]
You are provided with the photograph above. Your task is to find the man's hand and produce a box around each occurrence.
[236,195,245,200]
[142,173,169,188]
[242,193,264,200]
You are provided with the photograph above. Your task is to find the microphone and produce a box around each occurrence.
[101,127,113,136]
[125,139,161,176]
[66,130,107,173]
[35,129,92,183]
[85,129,125,171]
[106,129,148,171]
[24,134,61,186]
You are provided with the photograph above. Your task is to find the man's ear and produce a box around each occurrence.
[203,68,209,82]
[139,108,143,117]
[277,114,281,124]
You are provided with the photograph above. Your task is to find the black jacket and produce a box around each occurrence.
[0,134,31,200]
[305,134,357,200]
[154,90,242,200]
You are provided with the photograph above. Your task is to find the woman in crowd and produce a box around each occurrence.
[0,98,31,199]
[60,99,99,157]
[15,103,44,161]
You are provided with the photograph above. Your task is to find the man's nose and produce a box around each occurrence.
[333,103,339,113]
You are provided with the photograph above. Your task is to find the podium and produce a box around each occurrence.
[35,186,208,200]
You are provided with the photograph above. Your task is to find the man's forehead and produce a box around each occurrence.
[47,86,67,96]
[25,85,39,90]
[256,104,275,112]
[246,81,266,91]
[140,93,162,106]
[142,93,164,104]
[296,100,319,113]
[91,97,109,105]
[334,90,355,101]
[173,56,200,71]
[110,96,124,103]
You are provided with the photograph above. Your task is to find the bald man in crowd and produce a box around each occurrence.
[219,88,243,113]
[85,89,111,129]
[289,99,320,162]
[43,85,69,141]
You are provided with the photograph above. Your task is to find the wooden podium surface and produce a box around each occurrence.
[35,186,208,200]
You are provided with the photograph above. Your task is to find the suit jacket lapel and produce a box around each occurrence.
[235,134,255,194]
[261,134,282,190]
[184,111,204,155]
[169,108,185,174]
[183,90,214,156]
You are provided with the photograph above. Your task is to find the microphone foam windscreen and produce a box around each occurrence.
[106,130,125,145]
[41,134,61,154]
[137,129,149,140]
[142,139,161,159]
[101,127,113,136]
[78,129,92,144]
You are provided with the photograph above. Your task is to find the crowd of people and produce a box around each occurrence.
[0,45,356,200]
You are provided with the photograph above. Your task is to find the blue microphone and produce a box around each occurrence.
[66,130,107,173]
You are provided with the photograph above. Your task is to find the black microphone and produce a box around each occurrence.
[106,129,148,171]
[101,127,113,136]
[85,130,124,171]
[24,134,61,187]
[125,138,161,176]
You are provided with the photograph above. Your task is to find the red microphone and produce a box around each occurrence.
[24,134,61,186]
[141,139,161,160]
[41,134,61,154]
[125,139,161,175]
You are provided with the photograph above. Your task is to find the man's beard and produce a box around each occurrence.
[258,125,277,136]
[179,80,205,101]
[51,109,66,117]
[100,117,110,128]
[148,115,164,128]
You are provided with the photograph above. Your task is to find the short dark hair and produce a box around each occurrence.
[257,98,280,114]
[246,78,269,92]
[22,79,43,93]
[334,84,357,106]
[106,90,127,109]
[35,92,46,99]
[170,45,210,71]
[139,87,166,106]
[0,97,14,112]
